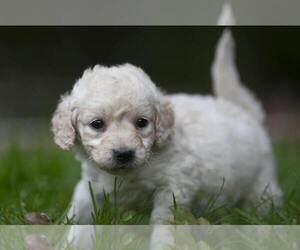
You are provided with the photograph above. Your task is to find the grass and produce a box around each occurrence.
[0,139,299,225]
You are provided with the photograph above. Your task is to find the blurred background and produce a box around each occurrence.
[0,27,300,224]
[0,27,299,148]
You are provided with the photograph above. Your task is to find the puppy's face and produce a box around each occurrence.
[52,64,174,174]
[77,94,156,172]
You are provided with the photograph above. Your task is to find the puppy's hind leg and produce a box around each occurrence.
[243,156,283,215]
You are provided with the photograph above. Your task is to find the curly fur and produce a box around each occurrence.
[52,33,282,230]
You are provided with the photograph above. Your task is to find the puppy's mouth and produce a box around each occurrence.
[90,148,148,175]
[104,164,139,175]
[100,148,143,175]
[90,156,142,175]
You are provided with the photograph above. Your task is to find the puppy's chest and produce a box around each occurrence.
[114,179,156,210]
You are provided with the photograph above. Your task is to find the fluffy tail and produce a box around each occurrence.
[217,2,236,25]
[211,29,265,124]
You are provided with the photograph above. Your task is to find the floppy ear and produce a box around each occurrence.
[155,98,175,147]
[51,94,76,150]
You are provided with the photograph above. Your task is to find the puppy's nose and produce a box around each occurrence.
[113,149,135,165]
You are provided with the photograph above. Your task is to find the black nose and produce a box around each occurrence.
[113,149,135,165]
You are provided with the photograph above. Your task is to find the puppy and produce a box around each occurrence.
[52,29,282,226]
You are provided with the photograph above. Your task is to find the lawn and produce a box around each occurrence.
[0,138,299,225]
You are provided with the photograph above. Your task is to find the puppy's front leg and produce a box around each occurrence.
[150,188,189,250]
[67,179,104,224]
[150,190,175,225]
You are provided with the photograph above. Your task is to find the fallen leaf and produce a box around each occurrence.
[24,212,51,225]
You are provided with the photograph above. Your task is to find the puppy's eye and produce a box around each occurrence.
[89,119,105,130]
[135,118,149,129]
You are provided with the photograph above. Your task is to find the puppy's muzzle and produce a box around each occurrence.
[113,148,135,165]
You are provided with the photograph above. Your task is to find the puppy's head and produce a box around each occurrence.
[52,64,174,174]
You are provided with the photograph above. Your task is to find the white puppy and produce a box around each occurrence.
[52,30,282,226]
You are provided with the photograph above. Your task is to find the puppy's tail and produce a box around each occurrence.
[211,29,265,124]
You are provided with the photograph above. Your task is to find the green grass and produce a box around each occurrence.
[0,140,299,225]
[0,143,80,224]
